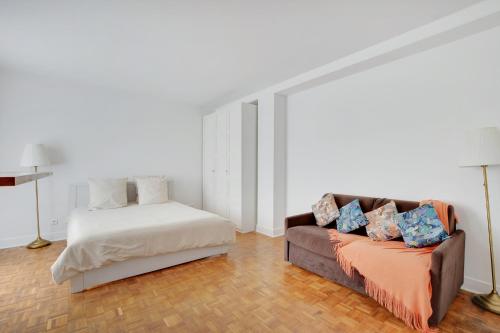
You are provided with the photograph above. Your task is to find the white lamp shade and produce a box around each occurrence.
[20,144,50,167]
[459,127,500,167]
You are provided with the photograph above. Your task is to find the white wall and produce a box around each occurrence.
[0,69,202,248]
[286,26,500,292]
[207,2,500,239]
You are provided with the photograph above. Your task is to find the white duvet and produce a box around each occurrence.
[51,201,235,284]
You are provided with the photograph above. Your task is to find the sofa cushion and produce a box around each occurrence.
[365,201,400,241]
[312,193,340,226]
[288,242,366,294]
[286,225,336,259]
[336,199,369,233]
[396,204,449,248]
[334,194,458,234]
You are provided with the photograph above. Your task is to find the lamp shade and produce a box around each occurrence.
[459,127,500,167]
[20,144,50,167]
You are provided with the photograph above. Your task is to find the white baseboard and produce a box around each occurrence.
[256,225,284,237]
[0,232,66,249]
[237,226,256,233]
[462,276,492,293]
[273,227,284,237]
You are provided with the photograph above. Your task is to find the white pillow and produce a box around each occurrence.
[135,176,169,205]
[88,178,128,210]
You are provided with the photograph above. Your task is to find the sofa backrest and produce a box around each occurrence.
[332,194,457,234]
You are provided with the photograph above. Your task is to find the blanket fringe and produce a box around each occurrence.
[335,247,356,278]
[329,231,438,333]
[364,279,437,333]
[329,232,356,277]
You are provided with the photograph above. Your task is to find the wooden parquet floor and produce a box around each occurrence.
[0,232,499,333]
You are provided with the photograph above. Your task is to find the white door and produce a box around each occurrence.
[215,110,230,218]
[202,113,217,213]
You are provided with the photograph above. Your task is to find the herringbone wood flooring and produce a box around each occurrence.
[0,232,498,332]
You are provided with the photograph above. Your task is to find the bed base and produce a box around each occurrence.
[70,245,230,293]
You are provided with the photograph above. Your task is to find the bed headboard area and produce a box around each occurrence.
[69,180,174,209]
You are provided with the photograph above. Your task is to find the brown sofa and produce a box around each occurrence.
[284,194,465,326]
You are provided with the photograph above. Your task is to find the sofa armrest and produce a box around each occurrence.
[284,212,316,261]
[285,212,316,230]
[428,229,465,326]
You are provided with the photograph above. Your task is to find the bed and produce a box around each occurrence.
[51,183,235,293]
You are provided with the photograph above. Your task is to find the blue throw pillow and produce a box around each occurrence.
[336,199,369,233]
[395,204,449,248]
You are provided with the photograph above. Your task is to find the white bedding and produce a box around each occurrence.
[51,201,235,284]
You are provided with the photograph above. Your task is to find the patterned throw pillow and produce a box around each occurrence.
[365,201,400,241]
[395,204,449,248]
[337,199,369,233]
[312,193,340,227]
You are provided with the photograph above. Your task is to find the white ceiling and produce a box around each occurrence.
[0,0,481,108]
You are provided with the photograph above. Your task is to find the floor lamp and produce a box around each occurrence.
[21,144,52,249]
[460,127,500,314]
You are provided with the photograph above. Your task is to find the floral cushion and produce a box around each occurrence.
[336,199,369,233]
[312,193,340,227]
[365,201,400,241]
[395,204,449,248]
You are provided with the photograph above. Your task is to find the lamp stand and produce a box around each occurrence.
[472,165,500,314]
[27,166,51,249]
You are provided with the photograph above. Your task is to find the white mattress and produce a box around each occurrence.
[51,201,235,284]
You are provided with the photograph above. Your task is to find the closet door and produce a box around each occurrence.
[202,113,217,213]
[215,110,230,218]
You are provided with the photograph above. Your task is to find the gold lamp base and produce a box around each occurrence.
[472,291,500,315]
[27,237,51,249]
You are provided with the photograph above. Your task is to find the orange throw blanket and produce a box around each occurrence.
[329,230,437,332]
